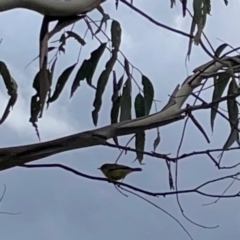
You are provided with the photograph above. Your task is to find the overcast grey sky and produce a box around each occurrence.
[0,1,240,240]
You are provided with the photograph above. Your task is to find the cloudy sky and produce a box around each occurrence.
[0,1,240,240]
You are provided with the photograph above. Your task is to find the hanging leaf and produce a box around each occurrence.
[135,131,145,164]
[170,0,176,8]
[111,20,121,51]
[110,74,124,124]
[92,51,118,126]
[210,72,230,131]
[153,129,161,151]
[134,93,145,118]
[49,63,76,103]
[192,0,210,45]
[227,79,238,127]
[115,0,119,9]
[29,71,42,140]
[181,0,187,17]
[39,60,50,118]
[142,75,154,115]
[95,6,110,35]
[222,79,239,149]
[71,43,107,97]
[111,71,118,102]
[91,20,121,125]
[66,31,86,46]
[134,93,146,163]
[215,43,228,58]
[120,78,132,121]
[46,57,58,108]
[117,74,124,91]
[223,0,228,5]
[223,127,239,150]
[49,57,57,84]
[124,58,131,77]
[29,94,41,141]
[30,69,50,139]
[187,20,196,58]
[0,61,18,124]
[110,96,121,124]
[59,33,66,46]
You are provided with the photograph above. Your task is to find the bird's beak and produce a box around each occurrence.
[97,167,101,170]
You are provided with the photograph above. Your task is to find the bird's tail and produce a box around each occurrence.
[132,168,142,172]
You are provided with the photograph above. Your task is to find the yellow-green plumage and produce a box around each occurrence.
[98,163,142,181]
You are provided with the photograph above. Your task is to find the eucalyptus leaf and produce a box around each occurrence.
[66,31,86,46]
[210,72,230,131]
[124,58,131,77]
[49,63,76,103]
[135,131,145,164]
[111,20,121,51]
[29,94,41,141]
[227,79,238,127]
[223,128,238,149]
[0,61,18,125]
[71,43,107,97]
[120,78,132,121]
[215,43,228,58]
[134,93,145,118]
[117,74,124,91]
[92,51,118,126]
[222,79,240,149]
[110,96,121,124]
[142,75,154,115]
[153,129,161,151]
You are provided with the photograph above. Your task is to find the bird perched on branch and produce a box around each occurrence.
[98,163,142,182]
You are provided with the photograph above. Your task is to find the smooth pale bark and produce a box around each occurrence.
[0,55,238,171]
[0,0,103,16]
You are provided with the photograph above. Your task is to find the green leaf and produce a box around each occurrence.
[193,0,211,23]
[95,7,110,35]
[66,31,86,46]
[111,20,121,51]
[30,72,41,138]
[222,79,239,149]
[181,0,187,17]
[49,63,76,103]
[29,94,41,140]
[227,79,238,126]
[71,43,107,97]
[210,72,230,131]
[117,74,124,91]
[124,58,131,77]
[110,96,121,124]
[0,61,18,125]
[192,0,209,45]
[120,78,132,121]
[111,71,118,102]
[153,129,161,151]
[85,43,106,87]
[92,51,118,126]
[135,132,145,164]
[215,43,228,58]
[110,73,124,124]
[47,57,58,108]
[142,75,154,115]
[30,69,50,139]
[134,93,145,118]
[49,57,57,85]
[223,127,239,149]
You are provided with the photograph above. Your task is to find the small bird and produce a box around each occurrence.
[98,163,142,182]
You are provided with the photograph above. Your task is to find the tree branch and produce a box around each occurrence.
[0,0,104,16]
